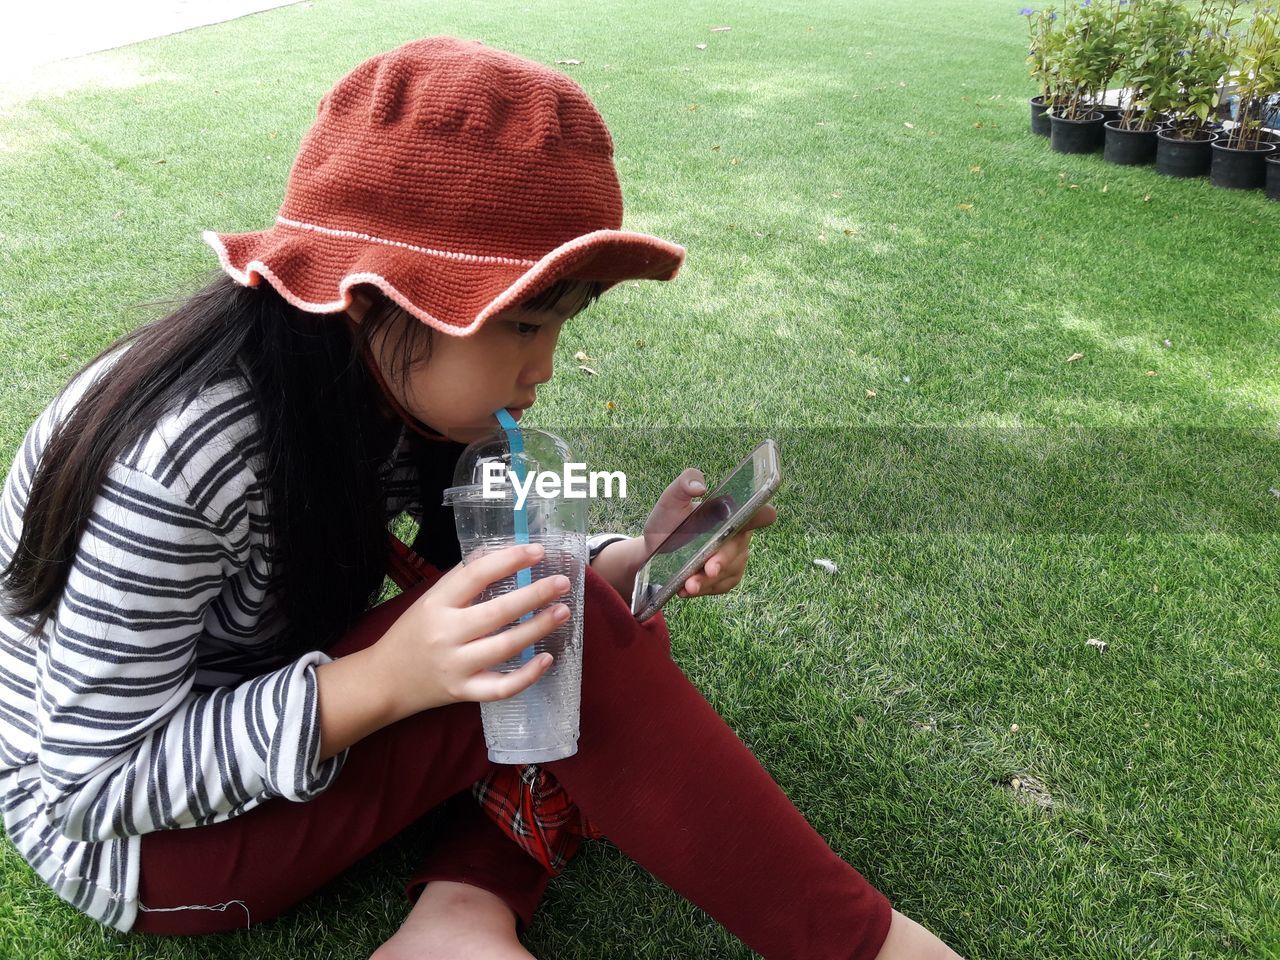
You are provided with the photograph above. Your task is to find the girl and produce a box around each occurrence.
[0,37,960,959]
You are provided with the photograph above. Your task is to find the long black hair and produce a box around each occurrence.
[1,272,602,656]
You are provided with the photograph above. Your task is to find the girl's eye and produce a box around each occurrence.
[513,322,541,338]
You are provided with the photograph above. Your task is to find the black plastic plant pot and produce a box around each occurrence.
[1209,141,1278,189]
[1265,154,1280,201]
[1049,110,1104,155]
[1155,129,1216,178]
[1030,96,1051,137]
[1103,121,1158,165]
[1085,103,1124,125]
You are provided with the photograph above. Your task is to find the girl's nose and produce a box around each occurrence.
[521,337,558,386]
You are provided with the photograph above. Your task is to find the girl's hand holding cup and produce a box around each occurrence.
[374,543,570,717]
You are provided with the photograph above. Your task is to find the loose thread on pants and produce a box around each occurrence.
[137,899,252,929]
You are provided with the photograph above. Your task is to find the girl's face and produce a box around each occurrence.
[349,284,595,444]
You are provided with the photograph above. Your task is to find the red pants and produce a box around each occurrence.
[135,566,892,959]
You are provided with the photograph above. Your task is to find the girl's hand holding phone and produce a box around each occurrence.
[643,468,779,601]
[374,544,570,718]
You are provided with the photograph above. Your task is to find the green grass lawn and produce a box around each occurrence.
[2,0,1278,957]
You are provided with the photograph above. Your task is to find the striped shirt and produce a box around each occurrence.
[0,345,627,932]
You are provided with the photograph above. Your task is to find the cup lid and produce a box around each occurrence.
[442,427,575,505]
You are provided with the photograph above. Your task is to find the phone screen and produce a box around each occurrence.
[630,440,780,620]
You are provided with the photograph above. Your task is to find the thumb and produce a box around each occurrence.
[649,469,705,524]
[672,468,706,501]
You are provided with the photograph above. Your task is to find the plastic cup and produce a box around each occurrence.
[443,444,588,764]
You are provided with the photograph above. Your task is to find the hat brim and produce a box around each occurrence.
[203,218,686,337]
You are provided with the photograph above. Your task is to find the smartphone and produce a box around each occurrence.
[630,439,782,622]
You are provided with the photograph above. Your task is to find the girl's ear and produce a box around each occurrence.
[346,288,375,324]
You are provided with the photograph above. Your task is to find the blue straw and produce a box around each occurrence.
[494,409,536,665]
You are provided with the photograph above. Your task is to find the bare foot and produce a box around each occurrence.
[872,909,965,959]
[370,880,536,960]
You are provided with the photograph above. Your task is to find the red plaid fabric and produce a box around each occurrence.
[385,533,603,875]
[470,763,606,875]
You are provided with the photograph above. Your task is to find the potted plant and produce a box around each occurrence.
[1079,0,1128,121]
[1047,0,1118,153]
[1156,0,1243,177]
[1265,151,1280,199]
[1211,5,1280,189]
[1104,0,1164,165]
[1024,6,1061,136]
[1122,0,1199,169]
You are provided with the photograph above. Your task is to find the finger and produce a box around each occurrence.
[705,550,738,578]
[743,504,778,532]
[464,602,570,671]
[690,546,749,596]
[467,646,556,704]
[433,543,547,608]
[705,544,743,578]
[688,574,727,597]
[467,572,572,638]
[714,574,741,594]
[662,468,706,505]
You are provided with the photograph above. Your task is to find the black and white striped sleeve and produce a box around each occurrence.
[34,461,343,843]
[587,533,633,564]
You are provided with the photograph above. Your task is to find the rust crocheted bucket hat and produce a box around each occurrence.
[203,36,686,336]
